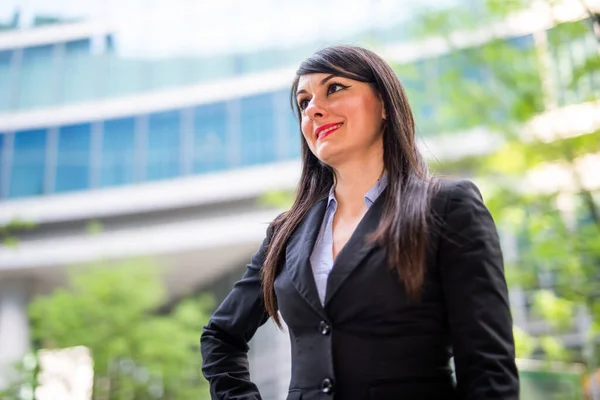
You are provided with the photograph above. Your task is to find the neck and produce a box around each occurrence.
[331,146,385,216]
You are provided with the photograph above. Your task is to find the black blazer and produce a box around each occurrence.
[201,179,519,400]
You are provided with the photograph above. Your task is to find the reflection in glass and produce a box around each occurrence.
[194,103,228,173]
[104,35,147,98]
[0,133,5,198]
[11,129,47,198]
[0,50,13,111]
[102,117,136,187]
[18,45,56,110]
[55,123,91,193]
[61,39,96,104]
[240,93,276,166]
[147,110,180,181]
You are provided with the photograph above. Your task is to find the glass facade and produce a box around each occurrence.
[240,94,277,167]
[0,24,595,201]
[61,39,97,104]
[147,110,181,181]
[0,34,312,113]
[10,129,47,198]
[0,4,491,115]
[0,133,5,196]
[101,117,136,188]
[3,27,589,117]
[193,102,228,174]
[18,45,56,110]
[0,50,12,110]
[55,123,92,193]
[0,92,301,200]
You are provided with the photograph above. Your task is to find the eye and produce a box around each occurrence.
[327,82,349,95]
[298,98,310,110]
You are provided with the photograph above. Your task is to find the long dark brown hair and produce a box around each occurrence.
[262,45,439,327]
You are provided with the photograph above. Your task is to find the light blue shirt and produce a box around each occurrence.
[310,174,388,305]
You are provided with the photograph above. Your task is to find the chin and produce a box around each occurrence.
[316,147,345,167]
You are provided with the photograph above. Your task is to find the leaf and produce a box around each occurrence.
[411,0,600,368]
[2,236,19,248]
[514,325,537,358]
[257,190,295,208]
[539,335,571,362]
[85,220,103,235]
[532,290,575,332]
[28,257,214,399]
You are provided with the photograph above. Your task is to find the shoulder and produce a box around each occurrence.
[431,177,484,210]
[430,178,494,232]
[265,211,290,242]
[434,178,483,202]
[431,177,499,241]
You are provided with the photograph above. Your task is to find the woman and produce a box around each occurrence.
[201,45,519,400]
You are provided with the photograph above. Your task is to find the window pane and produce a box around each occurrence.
[0,50,13,111]
[194,103,228,173]
[11,129,47,198]
[187,55,236,85]
[396,61,432,135]
[18,45,56,110]
[150,58,186,90]
[147,110,180,181]
[102,117,136,187]
[104,35,146,98]
[55,123,91,193]
[61,39,96,104]
[0,133,5,199]
[287,112,301,159]
[240,93,276,166]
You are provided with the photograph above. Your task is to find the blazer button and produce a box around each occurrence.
[321,378,334,394]
[319,321,331,335]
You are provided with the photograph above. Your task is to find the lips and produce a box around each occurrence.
[315,122,343,140]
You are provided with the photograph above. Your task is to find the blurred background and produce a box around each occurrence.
[0,0,599,398]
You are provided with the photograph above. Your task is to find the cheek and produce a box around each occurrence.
[300,118,313,144]
[348,96,382,133]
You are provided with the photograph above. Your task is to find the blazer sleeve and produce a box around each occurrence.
[200,223,275,400]
[438,180,519,399]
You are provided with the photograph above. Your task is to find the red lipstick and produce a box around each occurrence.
[315,122,343,140]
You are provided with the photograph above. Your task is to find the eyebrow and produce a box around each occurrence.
[295,74,337,97]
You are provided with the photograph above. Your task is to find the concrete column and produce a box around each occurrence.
[0,278,31,388]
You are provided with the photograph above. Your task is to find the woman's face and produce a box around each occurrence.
[296,73,385,167]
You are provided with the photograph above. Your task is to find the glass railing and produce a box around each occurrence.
[0,17,434,113]
[4,21,594,117]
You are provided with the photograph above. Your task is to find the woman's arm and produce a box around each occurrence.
[439,180,519,399]
[200,225,275,400]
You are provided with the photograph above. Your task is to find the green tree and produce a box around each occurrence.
[28,258,213,400]
[1,218,35,247]
[409,0,600,368]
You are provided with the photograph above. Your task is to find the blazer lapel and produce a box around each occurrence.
[286,198,328,319]
[324,189,386,306]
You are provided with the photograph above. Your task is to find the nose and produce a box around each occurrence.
[305,98,327,121]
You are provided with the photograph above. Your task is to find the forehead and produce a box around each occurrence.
[296,73,336,92]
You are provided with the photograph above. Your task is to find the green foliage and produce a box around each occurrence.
[28,258,213,400]
[0,353,38,400]
[514,326,537,359]
[0,218,35,248]
[86,219,104,236]
[538,335,571,362]
[533,290,575,332]
[257,190,295,209]
[412,0,600,368]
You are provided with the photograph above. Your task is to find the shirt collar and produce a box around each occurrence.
[327,172,388,208]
